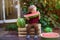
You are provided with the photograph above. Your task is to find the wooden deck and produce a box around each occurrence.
[0,31,41,40]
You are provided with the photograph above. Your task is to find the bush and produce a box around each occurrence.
[6,24,18,32]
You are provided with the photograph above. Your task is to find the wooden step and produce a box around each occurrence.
[18,28,37,32]
[18,32,39,35]
[18,28,26,31]
[18,35,40,37]
[18,24,41,37]
[18,35,34,37]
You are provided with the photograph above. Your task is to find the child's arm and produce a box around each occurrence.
[26,17,30,20]
[24,15,30,20]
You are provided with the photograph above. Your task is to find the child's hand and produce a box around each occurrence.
[24,15,30,20]
[26,17,30,20]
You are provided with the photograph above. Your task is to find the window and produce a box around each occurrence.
[5,0,17,19]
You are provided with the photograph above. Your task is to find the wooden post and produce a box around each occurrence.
[17,0,20,18]
[2,0,5,21]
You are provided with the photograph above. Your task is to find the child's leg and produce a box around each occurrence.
[26,24,32,35]
[26,24,32,40]
[33,23,38,35]
[33,23,39,40]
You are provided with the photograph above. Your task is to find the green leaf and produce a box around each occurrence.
[48,8,53,10]
[22,6,28,14]
[6,24,18,32]
[29,1,34,5]
[52,14,59,19]
[42,3,46,8]
[40,18,47,26]
[55,1,60,9]
[44,26,52,32]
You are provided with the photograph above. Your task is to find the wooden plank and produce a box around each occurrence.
[18,35,40,37]
[18,28,26,31]
[18,35,34,37]
[18,32,39,35]
[38,24,41,34]
[18,28,37,32]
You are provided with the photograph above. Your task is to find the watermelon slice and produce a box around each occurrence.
[24,12,39,18]
[41,32,59,38]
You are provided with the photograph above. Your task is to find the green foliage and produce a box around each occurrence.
[48,8,53,11]
[29,1,34,5]
[6,24,18,32]
[17,18,26,28]
[44,26,52,32]
[40,18,47,27]
[52,14,59,19]
[22,6,28,14]
[55,0,60,9]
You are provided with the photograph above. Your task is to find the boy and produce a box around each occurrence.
[24,5,40,40]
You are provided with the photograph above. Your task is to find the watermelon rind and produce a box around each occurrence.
[29,14,39,18]
[24,12,39,19]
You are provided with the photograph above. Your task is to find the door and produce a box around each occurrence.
[0,0,20,23]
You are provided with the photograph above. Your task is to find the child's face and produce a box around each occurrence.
[29,7,36,12]
[32,7,36,11]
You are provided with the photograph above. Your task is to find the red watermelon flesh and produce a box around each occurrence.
[24,12,39,18]
[41,33,59,38]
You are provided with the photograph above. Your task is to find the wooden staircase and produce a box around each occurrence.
[18,24,41,37]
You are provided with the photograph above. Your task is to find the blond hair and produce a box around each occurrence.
[28,5,36,12]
